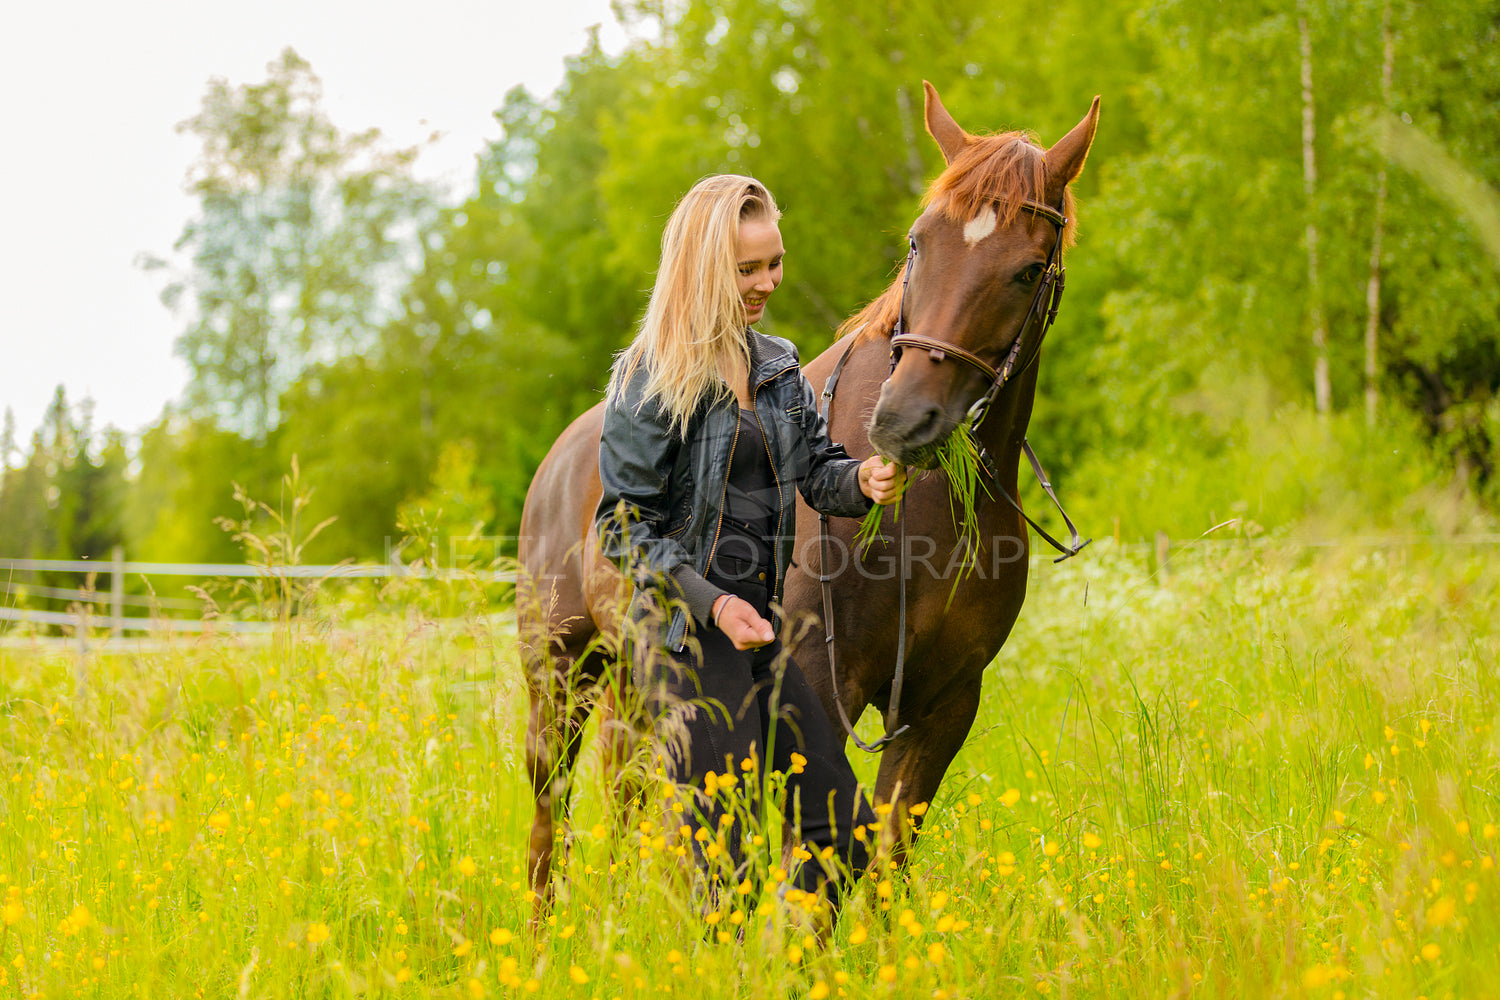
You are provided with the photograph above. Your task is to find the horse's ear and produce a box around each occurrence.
[1044,96,1102,203]
[923,81,970,164]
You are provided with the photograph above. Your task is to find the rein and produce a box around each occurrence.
[817,197,1090,753]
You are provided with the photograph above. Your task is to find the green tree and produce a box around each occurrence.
[0,430,51,562]
[0,389,126,589]
[47,399,127,563]
[1041,0,1500,533]
[123,411,269,564]
[1,408,16,471]
[145,47,439,443]
[282,36,654,554]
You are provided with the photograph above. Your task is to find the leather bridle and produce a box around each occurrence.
[890,199,1068,436]
[888,198,1090,562]
[816,197,1090,753]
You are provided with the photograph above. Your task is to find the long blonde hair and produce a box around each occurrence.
[608,174,781,437]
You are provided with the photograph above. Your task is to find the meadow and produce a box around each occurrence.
[1,534,1497,998]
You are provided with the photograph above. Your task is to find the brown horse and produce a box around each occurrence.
[517,82,1100,903]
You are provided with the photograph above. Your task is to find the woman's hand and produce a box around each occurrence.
[859,455,907,505]
[712,594,775,650]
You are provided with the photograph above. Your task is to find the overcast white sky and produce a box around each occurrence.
[0,0,628,451]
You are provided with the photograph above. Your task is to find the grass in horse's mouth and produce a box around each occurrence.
[855,424,990,575]
[933,424,990,568]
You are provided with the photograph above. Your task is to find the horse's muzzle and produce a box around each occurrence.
[867,397,952,469]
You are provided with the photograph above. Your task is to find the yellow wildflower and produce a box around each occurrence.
[1426,897,1456,928]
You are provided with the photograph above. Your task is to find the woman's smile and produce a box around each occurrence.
[736,218,784,324]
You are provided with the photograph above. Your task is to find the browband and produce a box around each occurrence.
[1021,200,1068,228]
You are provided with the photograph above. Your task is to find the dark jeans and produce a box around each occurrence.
[635,574,876,911]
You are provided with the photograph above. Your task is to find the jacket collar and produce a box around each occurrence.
[746,328,797,383]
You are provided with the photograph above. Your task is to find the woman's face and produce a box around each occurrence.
[735,218,784,326]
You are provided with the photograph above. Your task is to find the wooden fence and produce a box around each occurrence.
[0,548,515,644]
[4,533,1497,647]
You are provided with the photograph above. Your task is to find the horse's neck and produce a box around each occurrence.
[973,364,1040,494]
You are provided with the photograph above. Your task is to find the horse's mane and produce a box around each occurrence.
[841,131,1079,344]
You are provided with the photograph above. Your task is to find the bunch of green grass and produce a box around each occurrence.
[935,423,990,568]
[853,487,897,551]
[854,424,990,573]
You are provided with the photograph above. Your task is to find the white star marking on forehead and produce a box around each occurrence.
[963,207,998,245]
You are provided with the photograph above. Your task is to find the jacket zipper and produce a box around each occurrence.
[701,358,796,605]
[703,407,742,574]
[752,363,797,620]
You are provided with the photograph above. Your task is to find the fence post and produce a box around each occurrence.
[74,599,90,699]
[1154,530,1171,581]
[111,545,124,638]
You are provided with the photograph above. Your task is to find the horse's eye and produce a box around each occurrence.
[1016,263,1045,285]
[907,235,917,255]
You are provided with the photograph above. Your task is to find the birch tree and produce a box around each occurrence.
[1363,0,1395,426]
[1300,2,1332,415]
[146,48,438,441]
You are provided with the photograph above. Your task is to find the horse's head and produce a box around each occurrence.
[866,83,1100,467]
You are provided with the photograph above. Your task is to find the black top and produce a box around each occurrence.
[708,407,777,583]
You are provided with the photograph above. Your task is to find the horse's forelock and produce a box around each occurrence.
[845,132,1071,346]
[926,132,1045,226]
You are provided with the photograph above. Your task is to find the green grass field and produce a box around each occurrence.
[2,538,1497,998]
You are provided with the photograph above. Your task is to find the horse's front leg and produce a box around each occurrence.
[871,678,982,867]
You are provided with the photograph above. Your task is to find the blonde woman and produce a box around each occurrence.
[597,174,904,914]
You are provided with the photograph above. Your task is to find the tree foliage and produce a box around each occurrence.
[144,47,439,442]
[0,389,126,581]
[5,0,1498,568]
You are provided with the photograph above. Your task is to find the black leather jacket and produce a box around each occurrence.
[596,330,872,651]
